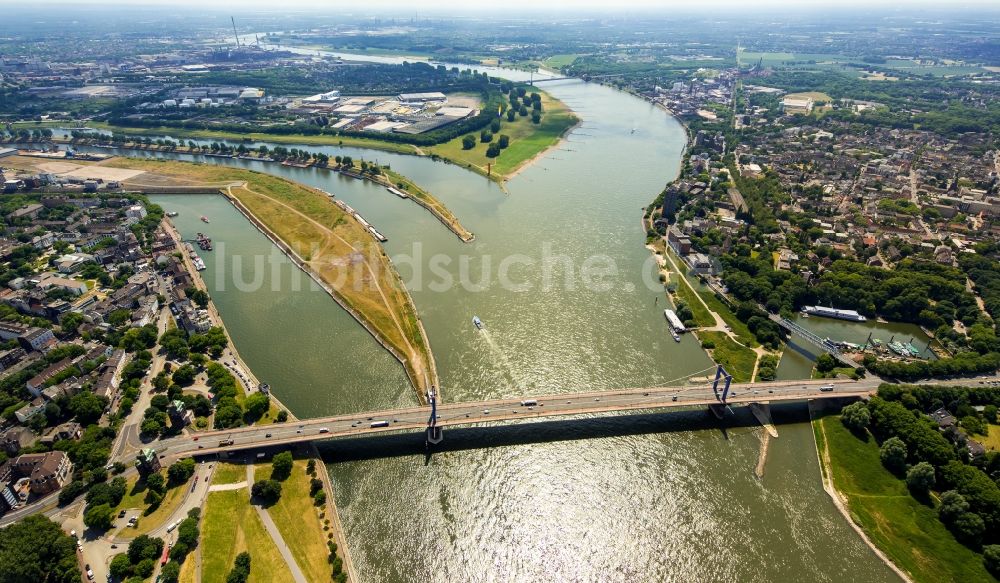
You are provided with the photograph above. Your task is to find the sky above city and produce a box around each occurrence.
[21,0,1000,10]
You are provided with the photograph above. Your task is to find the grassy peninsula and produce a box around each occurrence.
[103,157,438,400]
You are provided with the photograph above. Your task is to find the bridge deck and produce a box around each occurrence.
[149,378,874,461]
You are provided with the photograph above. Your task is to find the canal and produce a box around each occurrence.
[135,64,900,581]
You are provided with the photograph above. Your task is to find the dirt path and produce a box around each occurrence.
[244,465,308,583]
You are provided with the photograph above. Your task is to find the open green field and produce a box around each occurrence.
[201,489,294,583]
[212,463,248,486]
[542,54,582,69]
[253,460,332,583]
[426,88,578,179]
[740,52,854,67]
[698,331,755,382]
[785,91,834,103]
[97,157,435,398]
[984,424,1000,452]
[815,415,996,583]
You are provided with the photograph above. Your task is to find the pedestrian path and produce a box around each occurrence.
[245,464,308,583]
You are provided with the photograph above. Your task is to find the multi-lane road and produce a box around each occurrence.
[145,377,879,461]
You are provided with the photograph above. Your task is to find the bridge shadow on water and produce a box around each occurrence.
[315,401,816,465]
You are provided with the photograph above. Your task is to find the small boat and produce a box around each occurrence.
[670,330,681,342]
[472,316,483,330]
[200,215,210,223]
[166,211,178,217]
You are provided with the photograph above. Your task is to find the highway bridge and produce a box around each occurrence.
[143,377,876,462]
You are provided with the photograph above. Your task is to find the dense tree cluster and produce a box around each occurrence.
[0,516,80,583]
[110,534,165,581]
[857,384,1000,560]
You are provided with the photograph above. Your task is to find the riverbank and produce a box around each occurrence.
[9,136,474,244]
[425,88,579,181]
[49,87,576,187]
[161,219,296,423]
[812,410,995,583]
[102,156,438,401]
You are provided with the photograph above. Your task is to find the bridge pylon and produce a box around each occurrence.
[426,387,443,446]
[709,365,734,419]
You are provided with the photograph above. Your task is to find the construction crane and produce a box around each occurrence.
[232,16,240,48]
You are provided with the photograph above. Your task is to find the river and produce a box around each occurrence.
[133,57,901,581]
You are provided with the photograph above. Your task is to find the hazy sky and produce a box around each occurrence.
[19,0,1000,9]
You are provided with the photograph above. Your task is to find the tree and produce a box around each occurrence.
[531,111,541,124]
[140,417,164,437]
[135,558,155,578]
[159,329,189,361]
[0,515,81,583]
[58,480,87,506]
[251,479,282,504]
[486,143,501,158]
[160,561,181,583]
[167,459,196,486]
[461,134,475,150]
[840,402,870,433]
[188,288,209,308]
[83,503,114,531]
[172,365,196,387]
[276,410,288,423]
[905,462,936,494]
[497,134,510,149]
[961,415,987,436]
[60,312,84,335]
[109,553,132,579]
[146,472,165,493]
[127,535,164,564]
[176,517,199,549]
[815,353,837,373]
[314,490,326,505]
[68,392,107,425]
[984,545,1000,576]
[226,551,251,583]
[244,393,270,422]
[271,452,293,481]
[214,400,244,429]
[951,512,986,544]
[939,490,969,524]
[879,436,908,474]
[306,459,316,475]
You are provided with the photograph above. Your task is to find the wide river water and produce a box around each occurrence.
[129,59,902,581]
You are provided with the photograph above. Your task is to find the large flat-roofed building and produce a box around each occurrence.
[302,90,341,103]
[782,96,814,114]
[398,91,446,103]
